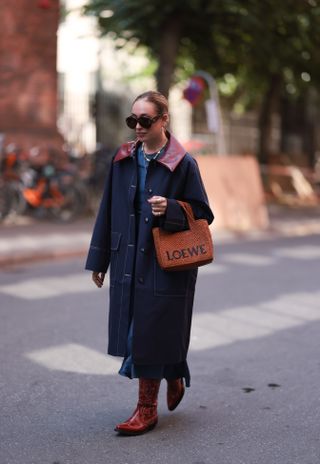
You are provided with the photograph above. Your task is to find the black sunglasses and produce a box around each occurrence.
[126,114,162,129]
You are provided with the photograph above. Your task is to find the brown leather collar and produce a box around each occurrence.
[113,132,186,172]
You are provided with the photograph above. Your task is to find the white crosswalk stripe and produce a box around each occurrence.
[22,286,320,375]
[0,266,225,301]
[198,264,226,275]
[0,244,318,302]
[0,232,90,254]
[0,273,100,299]
[25,343,121,375]
[0,267,228,300]
[273,245,320,259]
[0,246,318,300]
[190,290,320,351]
[221,253,274,266]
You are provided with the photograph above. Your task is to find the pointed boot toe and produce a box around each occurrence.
[114,405,158,436]
[115,379,160,436]
[167,378,185,411]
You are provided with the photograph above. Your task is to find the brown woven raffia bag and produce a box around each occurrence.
[152,201,214,271]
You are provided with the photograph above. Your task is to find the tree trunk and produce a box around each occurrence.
[156,16,181,98]
[258,74,282,165]
[280,91,316,168]
[302,88,318,168]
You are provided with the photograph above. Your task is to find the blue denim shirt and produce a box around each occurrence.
[136,145,147,212]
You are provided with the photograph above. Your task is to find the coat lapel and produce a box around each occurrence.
[113,132,186,172]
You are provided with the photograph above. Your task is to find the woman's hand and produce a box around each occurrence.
[147,196,167,216]
[92,271,105,288]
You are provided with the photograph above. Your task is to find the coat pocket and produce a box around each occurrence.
[153,258,189,297]
[110,231,122,286]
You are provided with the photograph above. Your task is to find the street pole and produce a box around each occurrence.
[194,70,227,155]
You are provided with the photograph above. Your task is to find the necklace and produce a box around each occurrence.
[142,141,167,163]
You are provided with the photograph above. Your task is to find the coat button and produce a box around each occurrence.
[138,277,144,284]
[148,188,153,194]
[144,217,149,223]
[140,247,145,253]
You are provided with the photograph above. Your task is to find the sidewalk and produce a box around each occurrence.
[1,204,320,267]
[0,217,93,267]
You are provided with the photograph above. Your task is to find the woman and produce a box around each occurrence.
[86,90,214,436]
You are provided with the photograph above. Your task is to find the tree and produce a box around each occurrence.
[84,0,320,163]
[187,0,320,163]
[84,0,227,97]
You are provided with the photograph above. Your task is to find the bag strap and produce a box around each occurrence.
[176,200,196,226]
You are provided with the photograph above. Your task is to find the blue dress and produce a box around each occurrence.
[119,144,190,386]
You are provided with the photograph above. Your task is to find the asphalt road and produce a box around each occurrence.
[1,233,320,464]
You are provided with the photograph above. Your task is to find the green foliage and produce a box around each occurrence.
[83,0,320,107]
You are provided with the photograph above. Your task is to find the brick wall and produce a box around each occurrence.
[0,0,63,149]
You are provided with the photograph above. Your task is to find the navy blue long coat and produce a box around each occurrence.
[85,133,214,365]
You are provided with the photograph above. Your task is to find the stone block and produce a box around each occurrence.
[197,155,269,231]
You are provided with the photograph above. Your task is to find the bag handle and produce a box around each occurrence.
[176,200,196,227]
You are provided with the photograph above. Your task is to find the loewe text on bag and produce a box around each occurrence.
[152,201,214,271]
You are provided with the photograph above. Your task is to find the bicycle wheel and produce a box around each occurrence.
[51,184,82,222]
[0,182,12,221]
[7,181,28,216]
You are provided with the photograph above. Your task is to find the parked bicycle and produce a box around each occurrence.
[0,145,90,222]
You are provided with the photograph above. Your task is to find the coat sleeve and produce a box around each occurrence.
[85,160,113,273]
[161,156,214,232]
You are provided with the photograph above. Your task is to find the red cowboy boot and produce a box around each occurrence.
[115,378,161,436]
[167,378,185,411]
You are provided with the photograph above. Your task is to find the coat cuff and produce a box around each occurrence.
[85,246,110,273]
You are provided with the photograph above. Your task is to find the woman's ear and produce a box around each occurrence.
[162,113,169,128]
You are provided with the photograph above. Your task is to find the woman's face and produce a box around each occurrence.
[131,99,168,143]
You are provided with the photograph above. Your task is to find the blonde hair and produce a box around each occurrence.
[133,91,168,115]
